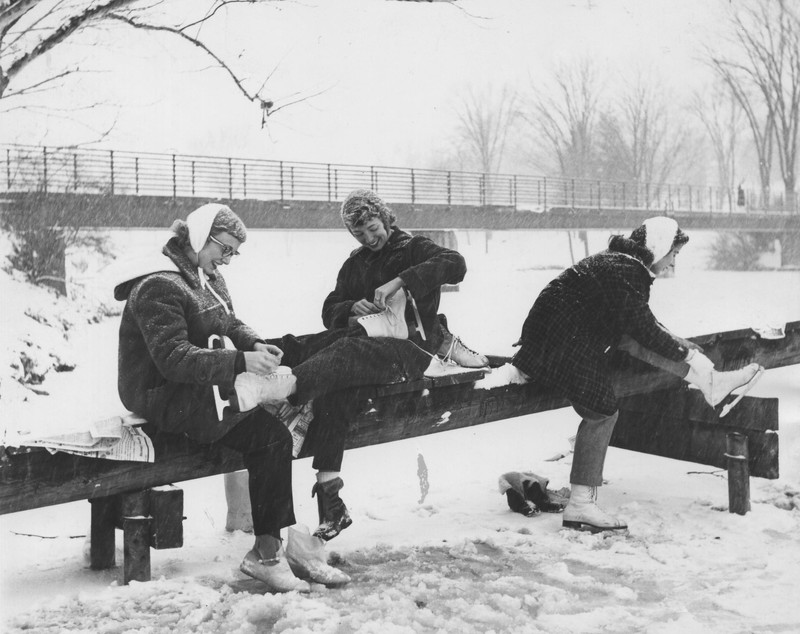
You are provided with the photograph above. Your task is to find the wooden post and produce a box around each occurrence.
[121,491,151,584]
[89,496,117,570]
[726,432,750,515]
[123,516,151,584]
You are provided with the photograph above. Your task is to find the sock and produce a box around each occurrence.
[316,471,340,484]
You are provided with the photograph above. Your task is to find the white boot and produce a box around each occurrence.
[240,546,311,593]
[437,332,489,368]
[233,367,297,411]
[684,352,763,408]
[358,290,408,339]
[224,471,253,533]
[562,485,627,532]
[286,525,351,586]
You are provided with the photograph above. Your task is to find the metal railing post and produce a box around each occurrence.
[73,153,78,192]
[280,161,284,200]
[447,171,451,207]
[109,150,115,195]
[191,161,195,196]
[543,177,547,210]
[597,180,602,211]
[411,169,416,204]
[242,164,247,199]
[43,147,48,193]
[327,164,331,202]
[136,157,140,195]
[172,154,177,198]
[290,166,295,198]
[228,158,233,199]
[6,148,10,191]
[688,185,692,212]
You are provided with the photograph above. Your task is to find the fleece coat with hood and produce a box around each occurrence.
[115,238,263,443]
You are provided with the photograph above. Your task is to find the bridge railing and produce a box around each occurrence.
[0,144,789,214]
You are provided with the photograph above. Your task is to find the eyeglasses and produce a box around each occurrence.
[208,234,240,258]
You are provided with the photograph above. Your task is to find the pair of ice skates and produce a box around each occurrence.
[562,355,764,533]
[359,290,489,369]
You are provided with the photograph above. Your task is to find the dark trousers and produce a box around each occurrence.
[267,327,431,472]
[214,409,296,537]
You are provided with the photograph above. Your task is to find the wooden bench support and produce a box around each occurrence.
[87,486,184,584]
[726,433,751,515]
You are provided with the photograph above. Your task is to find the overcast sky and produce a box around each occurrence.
[2,0,732,169]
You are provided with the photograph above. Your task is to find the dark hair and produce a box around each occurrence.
[340,189,396,231]
[610,222,690,267]
[608,234,655,267]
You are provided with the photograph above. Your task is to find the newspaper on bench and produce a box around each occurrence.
[17,414,154,462]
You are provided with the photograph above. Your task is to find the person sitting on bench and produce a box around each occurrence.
[323,188,489,369]
[500,217,763,533]
[115,203,431,592]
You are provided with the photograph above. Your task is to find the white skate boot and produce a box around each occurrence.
[357,290,408,339]
[684,352,764,415]
[233,367,297,412]
[562,485,628,533]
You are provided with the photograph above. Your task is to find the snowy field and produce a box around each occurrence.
[1,228,799,634]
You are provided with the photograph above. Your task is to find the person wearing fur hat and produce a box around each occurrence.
[503,216,763,533]
[115,203,432,592]
[324,188,489,368]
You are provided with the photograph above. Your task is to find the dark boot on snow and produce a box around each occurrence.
[311,477,353,541]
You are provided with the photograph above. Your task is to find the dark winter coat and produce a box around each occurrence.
[321,227,467,352]
[115,238,263,443]
[512,249,687,416]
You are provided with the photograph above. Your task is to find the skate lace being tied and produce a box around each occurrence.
[441,335,482,364]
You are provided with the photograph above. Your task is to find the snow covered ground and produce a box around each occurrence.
[1,228,799,634]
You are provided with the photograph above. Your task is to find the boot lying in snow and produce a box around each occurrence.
[499,472,568,517]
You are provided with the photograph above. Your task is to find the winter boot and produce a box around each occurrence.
[684,352,763,409]
[239,546,311,593]
[286,525,351,586]
[311,477,353,541]
[562,485,628,533]
[232,367,297,412]
[357,290,408,339]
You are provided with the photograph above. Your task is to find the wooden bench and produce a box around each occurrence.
[1,321,797,582]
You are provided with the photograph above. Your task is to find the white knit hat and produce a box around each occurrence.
[186,203,227,254]
[641,216,680,264]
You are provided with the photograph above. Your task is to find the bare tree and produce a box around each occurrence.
[709,0,800,210]
[454,84,519,175]
[524,58,603,179]
[690,82,746,211]
[596,70,689,199]
[0,1,287,123]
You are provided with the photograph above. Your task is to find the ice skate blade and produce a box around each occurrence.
[562,519,628,533]
[719,366,766,418]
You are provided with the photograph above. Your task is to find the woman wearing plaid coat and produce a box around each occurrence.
[507,217,762,532]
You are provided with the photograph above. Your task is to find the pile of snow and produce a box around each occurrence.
[1,228,799,633]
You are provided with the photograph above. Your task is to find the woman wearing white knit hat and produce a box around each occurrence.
[506,216,763,533]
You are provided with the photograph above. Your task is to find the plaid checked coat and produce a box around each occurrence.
[512,249,687,415]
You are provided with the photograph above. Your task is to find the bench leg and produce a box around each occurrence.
[726,432,751,515]
[89,497,117,570]
[123,516,151,584]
